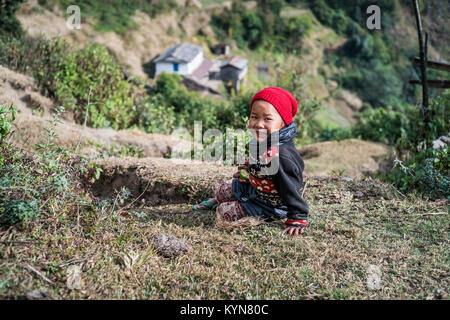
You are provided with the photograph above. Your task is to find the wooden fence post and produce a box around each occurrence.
[412,0,429,133]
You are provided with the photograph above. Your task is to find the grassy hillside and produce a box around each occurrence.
[0,0,448,301]
[1,131,448,299]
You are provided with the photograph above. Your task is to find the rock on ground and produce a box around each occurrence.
[151,233,190,258]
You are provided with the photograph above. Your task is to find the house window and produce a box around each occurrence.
[173,63,179,72]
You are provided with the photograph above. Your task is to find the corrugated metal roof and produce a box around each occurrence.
[190,58,213,81]
[220,56,248,70]
[154,42,202,64]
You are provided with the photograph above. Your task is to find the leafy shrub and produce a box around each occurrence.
[0,0,26,38]
[154,73,240,133]
[0,35,69,97]
[0,105,94,228]
[0,104,17,141]
[0,37,141,129]
[136,96,178,135]
[355,91,449,150]
[388,147,449,200]
[353,105,415,146]
[0,200,41,226]
[354,91,449,198]
[53,44,139,129]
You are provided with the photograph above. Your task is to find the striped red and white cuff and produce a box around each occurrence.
[285,219,307,228]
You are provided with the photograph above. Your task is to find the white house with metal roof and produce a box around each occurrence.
[154,42,204,76]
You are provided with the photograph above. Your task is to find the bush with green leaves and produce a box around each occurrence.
[353,105,415,146]
[0,200,41,226]
[0,35,69,97]
[353,91,449,198]
[354,91,449,150]
[388,147,449,200]
[211,0,312,53]
[53,44,139,129]
[136,95,179,135]
[0,104,17,142]
[0,37,141,129]
[153,72,240,133]
[0,105,94,228]
[0,0,26,38]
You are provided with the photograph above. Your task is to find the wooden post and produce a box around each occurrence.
[412,0,430,129]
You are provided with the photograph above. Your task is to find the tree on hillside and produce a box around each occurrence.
[0,0,26,38]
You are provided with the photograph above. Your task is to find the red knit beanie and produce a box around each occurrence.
[250,87,298,126]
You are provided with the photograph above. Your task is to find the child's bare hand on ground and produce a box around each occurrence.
[283,226,304,237]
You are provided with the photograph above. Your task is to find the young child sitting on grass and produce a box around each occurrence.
[193,87,309,237]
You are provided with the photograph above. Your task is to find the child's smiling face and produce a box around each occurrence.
[249,100,286,142]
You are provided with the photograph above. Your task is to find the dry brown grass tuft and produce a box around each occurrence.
[214,211,265,232]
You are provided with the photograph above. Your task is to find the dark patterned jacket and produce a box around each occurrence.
[232,123,309,224]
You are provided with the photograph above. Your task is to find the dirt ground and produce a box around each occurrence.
[299,139,393,179]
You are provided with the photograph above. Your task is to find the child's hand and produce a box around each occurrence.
[283,226,304,236]
[283,219,306,236]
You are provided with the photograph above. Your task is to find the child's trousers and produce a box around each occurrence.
[215,183,247,221]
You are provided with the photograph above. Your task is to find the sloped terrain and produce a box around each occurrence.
[299,139,393,179]
[16,0,366,126]
[0,65,190,158]
[1,66,447,300]
[1,155,448,299]
[1,64,393,178]
[17,0,221,79]
[1,2,448,300]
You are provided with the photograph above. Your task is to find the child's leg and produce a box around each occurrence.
[216,201,247,221]
[215,183,236,203]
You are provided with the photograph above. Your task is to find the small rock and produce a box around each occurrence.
[366,265,382,291]
[341,177,353,182]
[66,265,83,290]
[25,290,54,300]
[151,233,190,258]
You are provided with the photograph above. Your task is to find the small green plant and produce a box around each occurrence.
[389,147,449,200]
[330,168,346,177]
[0,104,17,142]
[88,161,103,183]
[0,199,41,226]
[0,104,96,229]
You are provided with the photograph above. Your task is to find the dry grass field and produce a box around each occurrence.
[1,154,448,299]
